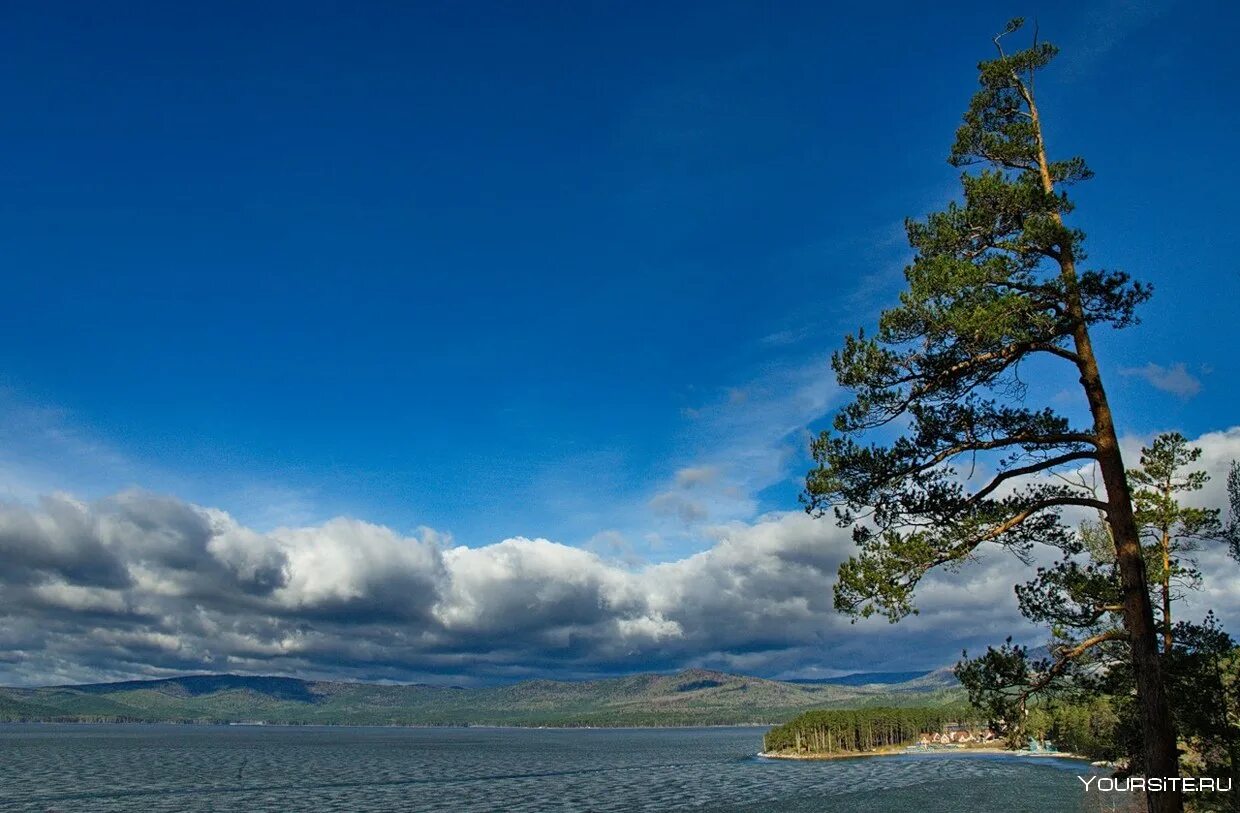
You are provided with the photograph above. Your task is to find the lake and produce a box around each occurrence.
[0,724,1105,812]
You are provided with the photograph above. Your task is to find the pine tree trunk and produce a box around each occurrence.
[1071,320,1181,813]
[1024,85,1182,813]
[1162,527,1173,654]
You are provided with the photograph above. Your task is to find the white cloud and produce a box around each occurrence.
[272,518,442,612]
[1120,362,1203,398]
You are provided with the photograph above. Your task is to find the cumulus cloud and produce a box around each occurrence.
[1120,362,1203,398]
[1,427,1237,687]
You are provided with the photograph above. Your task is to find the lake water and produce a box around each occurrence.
[0,724,1109,812]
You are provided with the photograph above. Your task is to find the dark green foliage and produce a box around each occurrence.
[763,705,984,755]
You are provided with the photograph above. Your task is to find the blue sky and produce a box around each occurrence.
[1,0,1238,683]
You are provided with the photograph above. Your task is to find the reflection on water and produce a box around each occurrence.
[0,724,1103,812]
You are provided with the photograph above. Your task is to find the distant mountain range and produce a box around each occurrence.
[0,668,961,727]
[784,670,932,686]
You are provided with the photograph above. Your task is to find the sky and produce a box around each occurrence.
[1,0,1238,686]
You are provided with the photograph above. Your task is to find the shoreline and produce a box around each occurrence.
[759,746,1093,762]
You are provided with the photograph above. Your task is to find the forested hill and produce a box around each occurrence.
[0,668,961,727]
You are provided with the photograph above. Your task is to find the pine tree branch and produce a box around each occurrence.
[921,496,1110,575]
[904,433,1099,477]
[1020,628,1127,703]
[974,496,1108,544]
[964,450,1098,507]
[901,340,1081,392]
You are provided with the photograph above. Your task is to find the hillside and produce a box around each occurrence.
[0,669,962,727]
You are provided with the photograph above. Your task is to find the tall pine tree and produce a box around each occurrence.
[804,20,1179,811]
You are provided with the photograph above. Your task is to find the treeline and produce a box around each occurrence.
[763,705,985,755]
[1023,697,1121,761]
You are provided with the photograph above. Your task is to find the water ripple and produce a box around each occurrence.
[0,724,1097,812]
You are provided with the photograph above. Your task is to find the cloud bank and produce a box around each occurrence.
[0,494,1030,686]
[1,429,1237,687]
